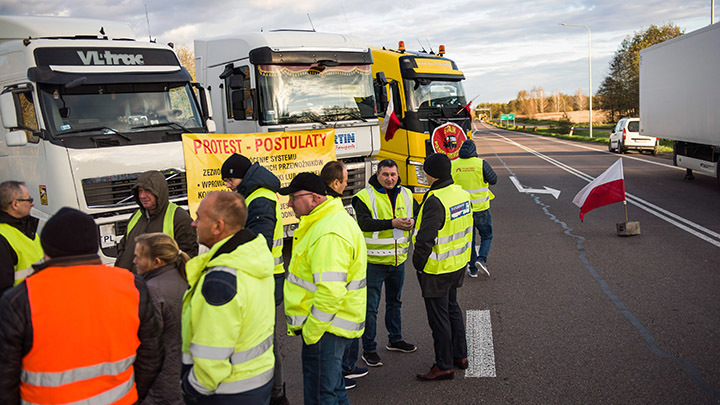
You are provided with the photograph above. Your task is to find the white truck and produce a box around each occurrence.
[0,16,214,262]
[639,23,720,185]
[194,30,381,216]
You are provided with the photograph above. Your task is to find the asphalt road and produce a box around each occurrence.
[275,121,720,404]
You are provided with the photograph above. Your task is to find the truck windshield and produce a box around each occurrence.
[257,64,376,125]
[38,82,203,137]
[404,79,467,112]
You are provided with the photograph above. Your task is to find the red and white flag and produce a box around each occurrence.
[380,96,402,141]
[572,158,626,221]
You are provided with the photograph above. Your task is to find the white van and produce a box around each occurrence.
[608,117,658,155]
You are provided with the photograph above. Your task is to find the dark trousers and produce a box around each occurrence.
[272,273,285,398]
[423,287,467,371]
[302,333,351,405]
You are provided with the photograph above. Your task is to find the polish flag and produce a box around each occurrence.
[572,158,626,221]
[381,97,402,141]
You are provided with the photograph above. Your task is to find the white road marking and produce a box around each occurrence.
[481,130,720,248]
[509,175,561,199]
[466,309,496,378]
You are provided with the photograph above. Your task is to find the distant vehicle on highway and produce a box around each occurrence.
[608,117,658,155]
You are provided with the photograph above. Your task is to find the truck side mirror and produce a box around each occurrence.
[231,90,245,119]
[0,92,19,129]
[229,75,244,90]
[5,130,29,147]
[375,72,388,86]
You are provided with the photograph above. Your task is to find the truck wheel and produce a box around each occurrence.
[618,142,625,154]
[651,145,658,156]
[608,142,613,152]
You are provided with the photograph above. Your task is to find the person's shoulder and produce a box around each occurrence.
[201,267,237,306]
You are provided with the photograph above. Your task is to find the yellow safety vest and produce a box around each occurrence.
[181,234,275,395]
[451,157,494,212]
[284,198,367,345]
[354,185,413,266]
[0,224,43,284]
[245,188,284,275]
[126,202,179,237]
[413,185,473,275]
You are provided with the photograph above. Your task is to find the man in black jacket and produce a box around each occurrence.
[0,181,43,297]
[0,207,163,403]
[413,153,471,381]
[221,153,288,405]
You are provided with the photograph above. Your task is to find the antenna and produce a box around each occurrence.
[417,39,427,53]
[426,38,434,54]
[145,3,152,42]
[307,13,316,32]
[340,3,353,36]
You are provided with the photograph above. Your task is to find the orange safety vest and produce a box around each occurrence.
[21,264,141,404]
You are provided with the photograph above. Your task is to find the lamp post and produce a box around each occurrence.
[560,23,592,138]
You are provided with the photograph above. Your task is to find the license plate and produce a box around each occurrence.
[99,224,118,249]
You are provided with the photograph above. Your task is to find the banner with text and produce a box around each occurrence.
[182,129,336,224]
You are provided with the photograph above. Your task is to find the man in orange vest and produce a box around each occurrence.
[0,207,164,404]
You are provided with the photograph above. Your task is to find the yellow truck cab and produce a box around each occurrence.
[371,42,472,201]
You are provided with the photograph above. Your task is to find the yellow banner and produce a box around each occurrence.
[182,129,336,224]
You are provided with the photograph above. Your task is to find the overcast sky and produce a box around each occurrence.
[1,0,713,103]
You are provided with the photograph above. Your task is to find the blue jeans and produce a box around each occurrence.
[302,333,351,405]
[469,209,493,266]
[342,337,359,373]
[362,262,405,353]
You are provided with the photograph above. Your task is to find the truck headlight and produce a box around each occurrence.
[412,162,429,186]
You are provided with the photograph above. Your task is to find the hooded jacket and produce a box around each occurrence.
[236,163,281,251]
[116,171,198,271]
[0,211,41,296]
[458,141,497,186]
[0,254,164,403]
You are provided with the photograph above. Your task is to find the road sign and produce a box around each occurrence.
[500,114,515,120]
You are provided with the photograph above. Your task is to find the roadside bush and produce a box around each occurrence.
[550,112,574,134]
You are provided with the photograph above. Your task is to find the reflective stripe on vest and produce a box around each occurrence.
[0,224,43,285]
[188,367,274,396]
[126,202,179,237]
[451,157,493,211]
[355,185,413,265]
[285,310,365,332]
[21,265,140,404]
[246,188,284,274]
[413,185,473,275]
[188,334,273,365]
[287,272,366,292]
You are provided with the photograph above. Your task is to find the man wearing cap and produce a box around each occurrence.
[116,170,198,271]
[451,140,496,277]
[280,172,366,404]
[181,191,275,404]
[413,153,472,381]
[0,181,44,297]
[0,207,164,404]
[221,153,288,404]
[352,159,419,369]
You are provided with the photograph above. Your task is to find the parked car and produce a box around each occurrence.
[608,118,658,155]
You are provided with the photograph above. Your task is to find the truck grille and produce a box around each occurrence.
[82,169,188,208]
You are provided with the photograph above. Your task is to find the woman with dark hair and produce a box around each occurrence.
[134,232,189,405]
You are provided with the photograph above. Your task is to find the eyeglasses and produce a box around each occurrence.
[288,193,314,202]
[16,198,34,203]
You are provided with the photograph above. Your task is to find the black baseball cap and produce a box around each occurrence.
[278,172,327,196]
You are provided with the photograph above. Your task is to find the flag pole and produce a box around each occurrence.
[623,200,629,222]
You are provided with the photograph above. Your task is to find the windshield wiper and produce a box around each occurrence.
[131,122,190,132]
[326,111,368,122]
[59,126,131,141]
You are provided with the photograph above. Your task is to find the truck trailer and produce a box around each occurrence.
[194,30,381,219]
[639,23,720,184]
[0,16,213,262]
